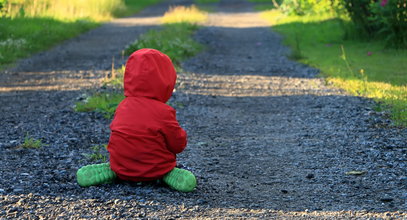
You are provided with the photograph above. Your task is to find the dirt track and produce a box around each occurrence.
[0,0,406,219]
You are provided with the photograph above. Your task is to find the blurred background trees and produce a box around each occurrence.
[276,0,406,48]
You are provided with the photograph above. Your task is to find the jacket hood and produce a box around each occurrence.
[123,49,176,103]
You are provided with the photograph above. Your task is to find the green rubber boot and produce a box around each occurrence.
[163,168,197,192]
[76,163,116,187]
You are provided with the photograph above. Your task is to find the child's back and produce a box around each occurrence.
[108,49,187,181]
[76,49,196,192]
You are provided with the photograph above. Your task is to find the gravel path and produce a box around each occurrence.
[0,0,406,219]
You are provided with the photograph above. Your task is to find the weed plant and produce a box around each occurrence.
[75,93,125,119]
[21,134,43,149]
[83,144,109,162]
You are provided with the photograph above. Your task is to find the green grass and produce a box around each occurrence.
[0,0,162,70]
[0,17,98,67]
[125,23,203,66]
[83,144,109,162]
[3,0,124,20]
[76,6,203,118]
[261,10,407,126]
[75,92,125,119]
[195,0,219,3]
[20,134,44,149]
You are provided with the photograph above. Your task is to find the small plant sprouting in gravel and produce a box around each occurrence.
[74,92,124,119]
[20,134,44,149]
[83,144,109,162]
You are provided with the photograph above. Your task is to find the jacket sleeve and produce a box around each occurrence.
[161,108,187,154]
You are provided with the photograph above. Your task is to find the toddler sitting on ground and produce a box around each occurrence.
[76,49,196,192]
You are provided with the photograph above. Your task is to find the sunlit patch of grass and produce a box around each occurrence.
[3,0,124,21]
[261,9,407,126]
[330,78,406,125]
[161,5,208,24]
[124,23,203,66]
[0,0,161,70]
[0,17,98,68]
[75,92,125,119]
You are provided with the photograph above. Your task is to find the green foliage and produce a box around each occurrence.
[83,144,109,162]
[342,0,376,38]
[21,134,43,149]
[0,0,7,16]
[124,23,203,66]
[338,0,406,48]
[75,93,125,119]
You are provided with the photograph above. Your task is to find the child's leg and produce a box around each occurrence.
[76,163,117,187]
[163,168,196,192]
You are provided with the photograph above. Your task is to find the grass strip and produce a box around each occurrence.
[0,0,162,69]
[0,18,99,67]
[75,5,206,118]
[124,23,202,66]
[261,10,407,126]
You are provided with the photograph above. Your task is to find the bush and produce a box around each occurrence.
[343,0,407,48]
[370,0,407,48]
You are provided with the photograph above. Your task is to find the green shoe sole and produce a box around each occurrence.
[76,163,116,187]
[163,168,197,192]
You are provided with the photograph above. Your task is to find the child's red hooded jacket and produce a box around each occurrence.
[107,49,187,181]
